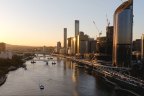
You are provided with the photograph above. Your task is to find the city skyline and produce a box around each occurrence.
[0,0,143,46]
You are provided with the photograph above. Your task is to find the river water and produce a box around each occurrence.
[0,56,123,96]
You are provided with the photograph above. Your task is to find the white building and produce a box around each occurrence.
[0,51,13,59]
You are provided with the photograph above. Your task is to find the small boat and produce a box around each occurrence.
[39,85,44,90]
[46,62,48,65]
[50,57,53,59]
[52,62,56,65]
[31,61,36,63]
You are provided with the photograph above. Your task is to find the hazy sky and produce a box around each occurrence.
[0,0,143,46]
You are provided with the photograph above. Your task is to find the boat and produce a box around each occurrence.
[39,85,44,90]
[50,57,53,59]
[46,62,48,65]
[31,61,36,63]
[52,62,56,65]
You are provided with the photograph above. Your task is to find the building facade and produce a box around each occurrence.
[0,43,6,52]
[0,43,12,59]
[113,0,133,67]
[76,32,89,54]
[75,20,79,37]
[67,37,76,55]
[57,42,61,54]
[133,39,141,52]
[64,28,67,54]
[142,34,144,60]
[106,26,113,56]
[88,38,96,53]
[96,37,107,54]
[75,20,80,54]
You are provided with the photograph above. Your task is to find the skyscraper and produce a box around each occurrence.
[106,26,114,56]
[64,28,67,54]
[75,20,79,37]
[76,32,89,54]
[142,34,144,60]
[75,20,79,54]
[113,0,133,67]
[57,42,61,54]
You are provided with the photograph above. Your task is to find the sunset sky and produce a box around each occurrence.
[0,0,143,46]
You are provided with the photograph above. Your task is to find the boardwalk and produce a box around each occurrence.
[53,54,144,92]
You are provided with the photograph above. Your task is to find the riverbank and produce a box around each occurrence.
[0,57,115,96]
[0,75,7,86]
[53,54,144,96]
[0,55,27,86]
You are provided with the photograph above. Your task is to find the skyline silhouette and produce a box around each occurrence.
[0,0,143,46]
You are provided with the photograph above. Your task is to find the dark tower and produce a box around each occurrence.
[113,0,133,67]
[64,28,67,54]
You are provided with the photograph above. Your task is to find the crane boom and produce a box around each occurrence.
[93,20,102,37]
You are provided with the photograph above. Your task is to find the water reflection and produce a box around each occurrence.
[0,56,136,96]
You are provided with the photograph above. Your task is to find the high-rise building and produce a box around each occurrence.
[96,37,107,54]
[142,34,144,60]
[76,32,89,54]
[133,39,141,51]
[57,42,61,54]
[88,38,96,53]
[0,43,6,52]
[113,0,133,67]
[64,28,67,54]
[75,20,79,37]
[75,20,80,54]
[67,37,76,55]
[106,26,114,56]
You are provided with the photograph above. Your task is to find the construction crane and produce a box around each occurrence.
[120,0,124,3]
[93,20,102,37]
[106,14,110,27]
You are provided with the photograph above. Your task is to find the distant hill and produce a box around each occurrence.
[6,44,55,53]
[6,44,36,50]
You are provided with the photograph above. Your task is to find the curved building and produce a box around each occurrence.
[142,34,144,60]
[113,0,133,67]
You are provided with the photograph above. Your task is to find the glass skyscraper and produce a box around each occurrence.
[113,0,133,67]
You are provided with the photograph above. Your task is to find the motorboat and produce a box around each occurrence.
[50,57,53,59]
[46,62,48,65]
[31,61,36,63]
[39,85,44,90]
[52,62,56,65]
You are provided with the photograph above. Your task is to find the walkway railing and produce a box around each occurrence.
[52,54,144,88]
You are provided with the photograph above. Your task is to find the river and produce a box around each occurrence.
[0,56,129,96]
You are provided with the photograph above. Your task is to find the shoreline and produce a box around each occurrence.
[53,54,144,96]
[0,75,7,86]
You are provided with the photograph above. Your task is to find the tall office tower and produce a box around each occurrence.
[106,26,114,56]
[142,34,144,60]
[75,20,79,37]
[75,20,79,54]
[113,0,133,67]
[64,28,67,54]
